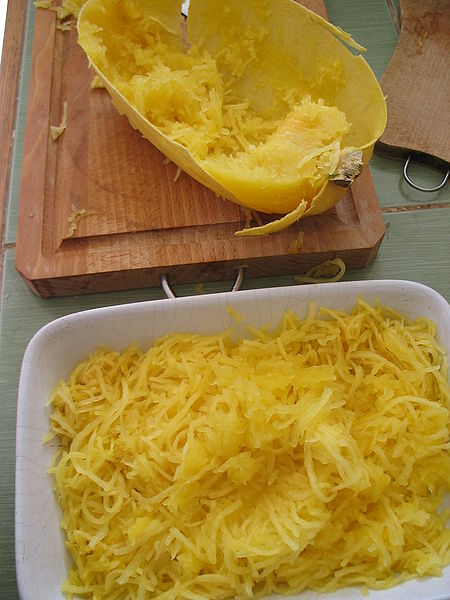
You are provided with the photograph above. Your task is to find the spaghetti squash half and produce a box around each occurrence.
[78,0,387,234]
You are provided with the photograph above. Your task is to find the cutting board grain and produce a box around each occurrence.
[15,1,385,298]
[377,0,450,166]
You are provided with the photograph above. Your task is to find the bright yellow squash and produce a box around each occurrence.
[78,0,386,235]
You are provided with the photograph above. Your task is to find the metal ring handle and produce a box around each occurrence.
[160,267,246,299]
[160,274,177,299]
[403,156,449,193]
[231,266,245,291]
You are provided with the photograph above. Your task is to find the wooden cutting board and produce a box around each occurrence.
[377,0,450,166]
[15,0,385,298]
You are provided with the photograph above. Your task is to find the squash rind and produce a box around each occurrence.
[77,0,387,234]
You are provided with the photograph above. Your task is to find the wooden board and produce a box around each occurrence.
[377,0,450,166]
[15,1,385,298]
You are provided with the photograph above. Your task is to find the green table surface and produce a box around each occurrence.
[1,0,449,597]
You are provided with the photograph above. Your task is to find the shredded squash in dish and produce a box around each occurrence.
[46,299,450,599]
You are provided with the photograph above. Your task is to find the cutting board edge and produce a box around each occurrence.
[375,141,450,170]
[16,239,385,298]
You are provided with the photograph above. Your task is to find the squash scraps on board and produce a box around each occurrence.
[46,299,450,599]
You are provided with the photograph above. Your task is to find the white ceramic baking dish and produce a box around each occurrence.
[15,280,450,600]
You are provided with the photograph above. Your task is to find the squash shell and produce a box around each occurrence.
[78,0,387,234]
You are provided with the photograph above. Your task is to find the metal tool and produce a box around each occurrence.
[403,156,449,193]
[161,267,246,298]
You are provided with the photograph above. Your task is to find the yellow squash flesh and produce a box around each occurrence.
[78,0,386,234]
